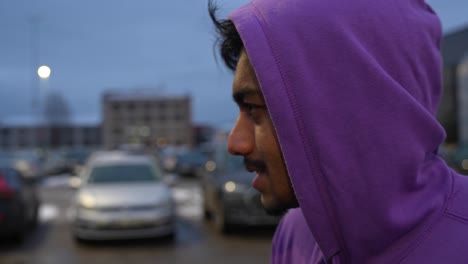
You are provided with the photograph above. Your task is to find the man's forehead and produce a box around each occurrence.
[232,51,263,99]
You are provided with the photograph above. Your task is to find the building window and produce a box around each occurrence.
[112,102,120,111]
[144,102,151,111]
[159,102,166,111]
[175,113,184,121]
[113,127,121,135]
[144,115,152,122]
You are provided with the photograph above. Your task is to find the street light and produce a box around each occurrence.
[37,65,51,104]
[37,65,51,79]
[36,65,52,149]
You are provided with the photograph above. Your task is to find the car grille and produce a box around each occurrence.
[77,219,172,230]
[96,222,168,231]
[97,205,157,212]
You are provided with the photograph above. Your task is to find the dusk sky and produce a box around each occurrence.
[0,0,467,128]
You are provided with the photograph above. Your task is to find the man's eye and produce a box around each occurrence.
[246,104,257,113]
[243,103,265,121]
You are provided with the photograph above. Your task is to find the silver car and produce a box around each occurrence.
[70,152,175,241]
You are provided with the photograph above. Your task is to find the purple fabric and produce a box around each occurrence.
[229,0,468,263]
[271,209,325,263]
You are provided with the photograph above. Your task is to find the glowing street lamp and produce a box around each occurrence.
[36,65,52,125]
[37,65,51,79]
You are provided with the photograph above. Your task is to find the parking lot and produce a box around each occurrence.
[0,176,275,264]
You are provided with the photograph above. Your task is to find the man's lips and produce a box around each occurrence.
[252,173,262,190]
[244,159,267,191]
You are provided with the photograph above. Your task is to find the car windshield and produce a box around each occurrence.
[87,164,158,184]
[178,152,206,164]
[13,151,39,160]
[65,150,89,163]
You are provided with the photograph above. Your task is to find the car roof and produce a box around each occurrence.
[88,151,155,167]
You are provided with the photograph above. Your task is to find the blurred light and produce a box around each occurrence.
[163,156,177,171]
[157,137,168,147]
[225,181,236,192]
[462,159,468,170]
[37,65,51,79]
[79,193,96,208]
[127,126,137,135]
[69,177,82,189]
[15,160,30,172]
[205,160,216,172]
[139,126,150,137]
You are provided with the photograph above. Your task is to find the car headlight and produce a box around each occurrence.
[78,193,96,209]
[462,159,468,170]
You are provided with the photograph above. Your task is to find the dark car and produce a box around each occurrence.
[173,150,208,177]
[63,148,92,175]
[201,148,281,233]
[0,165,40,242]
[45,148,92,176]
[11,150,45,179]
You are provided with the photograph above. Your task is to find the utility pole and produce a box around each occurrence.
[30,15,41,114]
[29,14,41,148]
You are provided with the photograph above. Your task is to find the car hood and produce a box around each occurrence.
[79,182,172,208]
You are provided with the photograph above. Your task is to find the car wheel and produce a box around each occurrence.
[11,220,27,244]
[203,196,212,220]
[10,229,26,244]
[213,199,230,233]
[204,208,212,220]
[161,231,176,242]
[73,235,88,244]
[29,202,39,228]
[11,210,28,244]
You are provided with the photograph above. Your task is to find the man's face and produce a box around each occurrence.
[227,51,299,215]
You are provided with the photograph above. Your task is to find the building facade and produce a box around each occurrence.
[0,123,101,150]
[438,27,468,144]
[457,56,468,144]
[102,91,193,149]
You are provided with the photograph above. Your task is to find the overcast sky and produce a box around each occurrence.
[0,0,467,127]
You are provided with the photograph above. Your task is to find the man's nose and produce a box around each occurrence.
[227,116,254,156]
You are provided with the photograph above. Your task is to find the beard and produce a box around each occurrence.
[264,206,288,217]
[261,195,298,216]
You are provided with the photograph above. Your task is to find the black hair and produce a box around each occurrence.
[208,0,244,71]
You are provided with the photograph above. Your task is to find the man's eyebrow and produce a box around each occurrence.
[233,87,262,104]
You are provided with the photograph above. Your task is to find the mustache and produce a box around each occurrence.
[244,158,267,173]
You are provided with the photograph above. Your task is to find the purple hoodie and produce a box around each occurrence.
[229,0,468,263]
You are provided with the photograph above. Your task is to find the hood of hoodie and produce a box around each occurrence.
[230,0,452,262]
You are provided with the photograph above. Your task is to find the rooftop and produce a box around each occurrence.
[103,89,190,101]
[0,115,101,127]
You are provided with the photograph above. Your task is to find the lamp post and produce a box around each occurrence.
[37,65,51,150]
[37,65,51,119]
